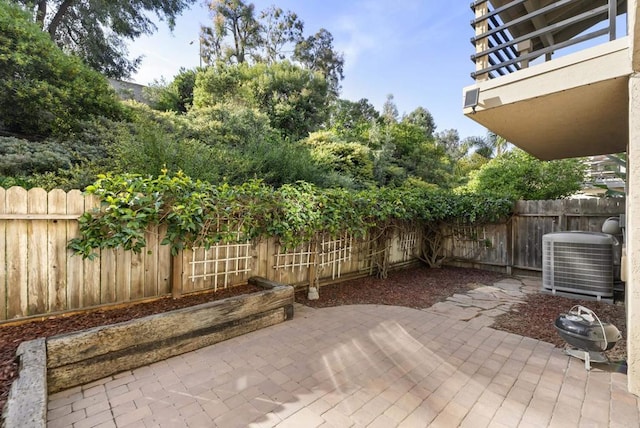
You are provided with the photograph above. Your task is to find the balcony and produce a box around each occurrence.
[463,0,630,160]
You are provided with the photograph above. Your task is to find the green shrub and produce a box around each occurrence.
[0,137,71,176]
[0,2,122,137]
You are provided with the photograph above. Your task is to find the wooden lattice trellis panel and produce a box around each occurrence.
[273,241,314,272]
[318,234,353,280]
[360,234,387,276]
[273,234,354,280]
[188,241,253,291]
[397,230,420,261]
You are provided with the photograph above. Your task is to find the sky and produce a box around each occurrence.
[128,0,488,140]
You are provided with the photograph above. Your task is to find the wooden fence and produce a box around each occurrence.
[0,187,624,322]
[443,198,626,273]
[0,187,420,322]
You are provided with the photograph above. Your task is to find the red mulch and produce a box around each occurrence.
[295,266,503,309]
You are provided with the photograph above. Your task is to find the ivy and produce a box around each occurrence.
[68,171,513,259]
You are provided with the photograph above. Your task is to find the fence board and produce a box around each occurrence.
[157,225,171,295]
[115,248,131,302]
[144,230,160,297]
[67,190,84,308]
[0,189,6,319]
[28,188,48,315]
[82,195,101,307]
[6,187,28,319]
[130,249,145,301]
[48,189,67,312]
[100,249,116,304]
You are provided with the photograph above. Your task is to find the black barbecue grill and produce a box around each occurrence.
[554,305,621,370]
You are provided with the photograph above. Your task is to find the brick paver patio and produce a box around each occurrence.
[48,279,640,427]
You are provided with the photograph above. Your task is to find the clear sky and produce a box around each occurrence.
[128,0,488,140]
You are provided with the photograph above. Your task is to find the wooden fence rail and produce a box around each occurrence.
[0,187,625,322]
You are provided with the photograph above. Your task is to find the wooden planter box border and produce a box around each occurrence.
[3,277,294,428]
[47,278,294,392]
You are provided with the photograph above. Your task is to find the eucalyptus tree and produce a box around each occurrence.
[258,6,304,64]
[293,28,344,96]
[202,1,344,94]
[201,0,261,64]
[11,0,197,78]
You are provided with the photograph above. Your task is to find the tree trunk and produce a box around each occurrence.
[47,0,75,39]
[35,0,47,29]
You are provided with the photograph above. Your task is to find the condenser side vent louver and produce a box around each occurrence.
[542,232,614,299]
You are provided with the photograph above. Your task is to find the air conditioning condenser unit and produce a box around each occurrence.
[542,231,614,300]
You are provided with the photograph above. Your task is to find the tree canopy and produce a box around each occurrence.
[11,0,197,78]
[193,61,330,141]
[0,2,122,136]
[464,149,586,200]
[201,0,344,95]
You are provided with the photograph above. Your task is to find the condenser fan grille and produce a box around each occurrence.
[542,232,614,298]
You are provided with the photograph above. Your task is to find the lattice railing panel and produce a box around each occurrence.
[273,234,354,280]
[359,234,387,276]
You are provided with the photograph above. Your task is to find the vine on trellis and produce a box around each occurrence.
[68,170,513,263]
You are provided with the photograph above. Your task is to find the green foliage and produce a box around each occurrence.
[12,0,197,78]
[0,3,122,137]
[107,102,327,188]
[193,61,330,140]
[0,136,71,175]
[69,171,513,258]
[465,149,586,200]
[293,28,344,96]
[402,107,436,139]
[145,68,198,113]
[328,98,379,142]
[304,131,374,185]
[184,103,274,147]
[27,161,110,191]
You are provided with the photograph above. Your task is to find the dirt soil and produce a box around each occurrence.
[0,266,628,413]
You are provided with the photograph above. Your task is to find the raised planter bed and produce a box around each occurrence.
[3,277,294,427]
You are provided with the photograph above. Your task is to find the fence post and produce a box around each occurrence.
[171,251,182,299]
[307,245,319,300]
[506,218,513,276]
